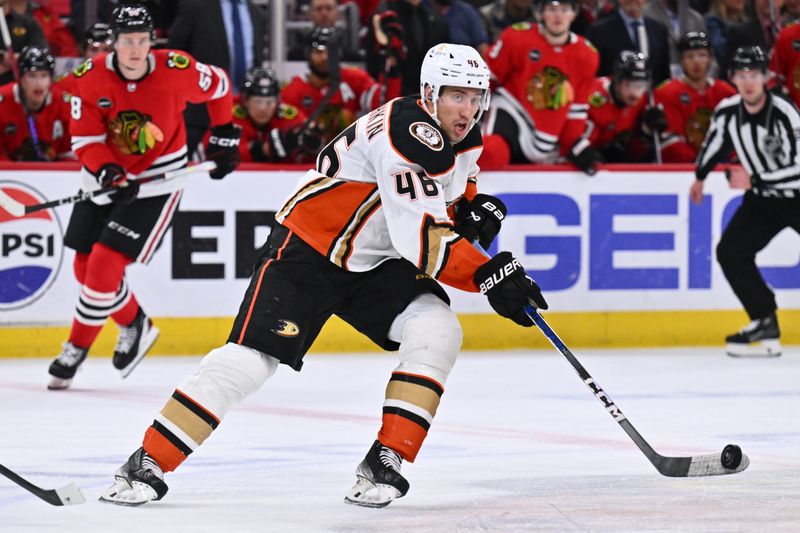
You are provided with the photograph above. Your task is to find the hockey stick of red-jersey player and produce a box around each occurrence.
[0,12,46,161]
[298,30,342,136]
[0,161,217,218]
[0,463,85,506]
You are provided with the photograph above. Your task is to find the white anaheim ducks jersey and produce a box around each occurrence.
[275,95,488,292]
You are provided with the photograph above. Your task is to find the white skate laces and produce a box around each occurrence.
[378,446,402,472]
[115,322,140,355]
[55,342,85,367]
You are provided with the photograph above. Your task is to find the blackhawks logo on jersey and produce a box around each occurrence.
[109,110,165,155]
[527,66,574,111]
[318,106,356,144]
[73,59,93,78]
[686,108,712,149]
[792,65,800,92]
[588,91,608,108]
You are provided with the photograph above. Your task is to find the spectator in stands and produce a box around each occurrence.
[168,0,265,156]
[342,0,380,26]
[705,0,749,64]
[586,50,656,162]
[768,18,800,109]
[480,0,600,173]
[365,0,450,96]
[783,0,800,23]
[0,47,72,161]
[481,0,537,42]
[5,0,77,57]
[570,0,614,35]
[425,0,490,54]
[282,26,400,145]
[288,0,362,61]
[722,0,785,78]
[1,1,46,85]
[656,31,735,162]
[587,0,672,85]
[205,67,322,163]
[643,0,707,77]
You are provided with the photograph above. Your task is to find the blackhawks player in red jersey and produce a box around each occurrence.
[205,66,322,163]
[0,46,71,161]
[480,0,600,173]
[45,5,240,390]
[98,43,547,508]
[656,32,736,163]
[769,21,800,110]
[586,51,666,163]
[281,26,401,145]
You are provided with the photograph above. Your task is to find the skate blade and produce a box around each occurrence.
[726,339,781,358]
[98,477,157,506]
[119,326,160,379]
[47,376,73,390]
[344,477,401,508]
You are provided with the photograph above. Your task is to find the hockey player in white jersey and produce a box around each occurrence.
[99,44,548,508]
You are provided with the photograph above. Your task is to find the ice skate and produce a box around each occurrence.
[113,309,159,378]
[47,342,88,390]
[99,447,168,506]
[726,314,781,358]
[344,440,409,508]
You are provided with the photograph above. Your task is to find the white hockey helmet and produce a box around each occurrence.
[419,43,491,131]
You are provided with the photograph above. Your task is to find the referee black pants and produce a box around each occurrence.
[716,191,800,320]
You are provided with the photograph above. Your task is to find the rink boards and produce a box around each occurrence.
[0,164,798,356]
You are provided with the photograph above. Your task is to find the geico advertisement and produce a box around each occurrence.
[1,169,798,324]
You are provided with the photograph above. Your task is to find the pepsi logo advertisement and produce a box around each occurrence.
[0,181,64,310]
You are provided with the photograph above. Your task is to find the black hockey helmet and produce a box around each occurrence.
[613,50,649,82]
[677,31,711,54]
[85,22,114,47]
[242,67,280,98]
[728,46,767,77]
[309,25,337,50]
[18,46,56,76]
[110,4,155,40]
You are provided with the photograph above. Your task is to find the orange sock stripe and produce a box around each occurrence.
[378,412,429,463]
[237,229,292,344]
[142,425,188,473]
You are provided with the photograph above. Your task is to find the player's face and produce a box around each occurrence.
[20,71,52,106]
[244,95,278,126]
[435,86,484,143]
[540,3,576,36]
[114,32,152,73]
[732,70,766,104]
[616,79,648,106]
[85,42,113,60]
[680,49,711,81]
[309,47,329,76]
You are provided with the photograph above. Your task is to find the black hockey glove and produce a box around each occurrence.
[97,163,139,204]
[566,140,601,176]
[206,122,242,179]
[454,194,507,249]
[642,105,667,134]
[474,251,548,327]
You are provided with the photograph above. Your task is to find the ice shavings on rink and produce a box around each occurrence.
[1,348,799,532]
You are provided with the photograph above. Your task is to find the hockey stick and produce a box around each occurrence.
[0,464,85,506]
[637,23,663,164]
[525,303,749,477]
[0,161,217,217]
[0,10,45,160]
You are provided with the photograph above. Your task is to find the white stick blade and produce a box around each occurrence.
[687,452,750,477]
[55,482,86,505]
[0,190,26,218]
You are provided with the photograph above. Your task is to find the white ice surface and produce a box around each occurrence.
[1,348,798,532]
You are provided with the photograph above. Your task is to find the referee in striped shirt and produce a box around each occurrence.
[691,45,800,358]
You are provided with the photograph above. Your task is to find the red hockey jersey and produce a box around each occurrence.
[69,50,232,200]
[655,77,736,163]
[281,66,400,145]
[587,77,646,150]
[0,82,72,161]
[203,102,307,162]
[485,22,599,157]
[769,22,800,110]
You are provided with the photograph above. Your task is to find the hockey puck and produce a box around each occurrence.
[721,444,743,469]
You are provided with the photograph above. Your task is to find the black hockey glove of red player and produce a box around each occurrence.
[474,252,548,327]
[206,122,242,179]
[642,105,668,134]
[566,140,601,176]
[97,163,139,204]
[265,126,324,160]
[454,194,507,249]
